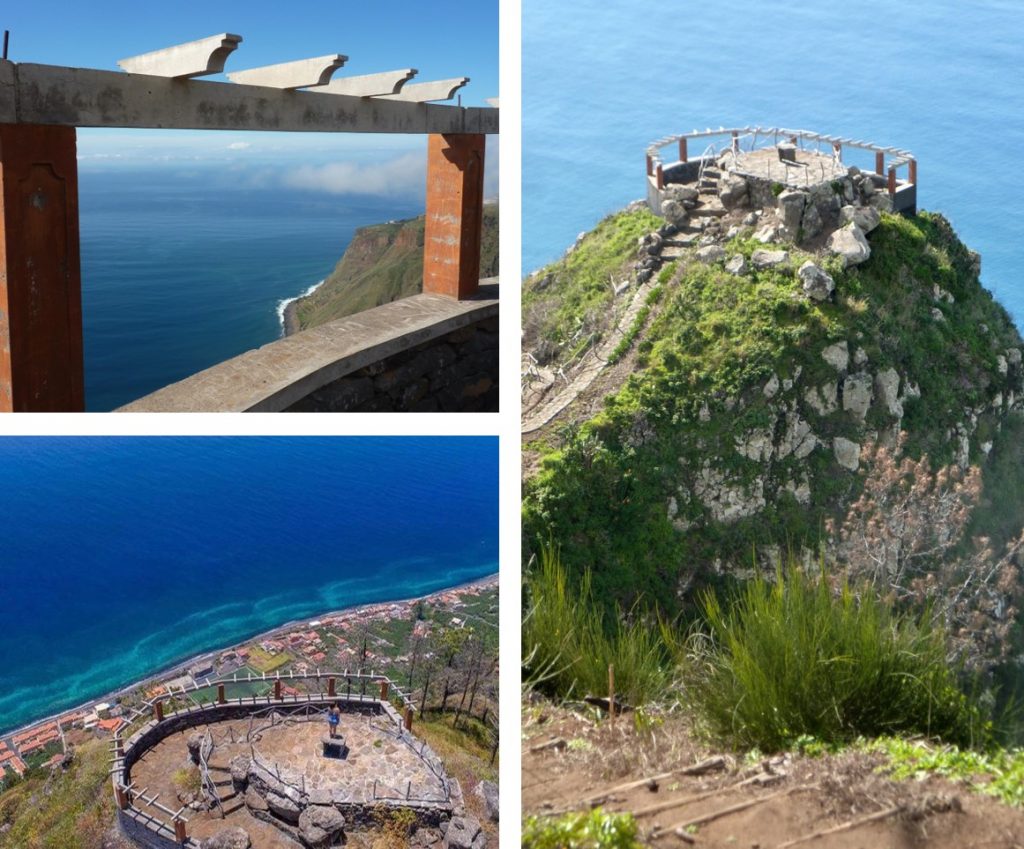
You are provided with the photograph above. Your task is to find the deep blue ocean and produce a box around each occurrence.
[79,172,420,411]
[524,0,1024,327]
[0,437,498,734]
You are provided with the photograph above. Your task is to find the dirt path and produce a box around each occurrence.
[523,704,1024,849]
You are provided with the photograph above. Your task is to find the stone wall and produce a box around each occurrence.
[285,316,498,412]
[118,809,199,849]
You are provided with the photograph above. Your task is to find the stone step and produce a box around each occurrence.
[660,245,689,260]
[689,203,727,218]
[664,233,699,247]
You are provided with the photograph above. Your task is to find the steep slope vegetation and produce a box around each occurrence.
[291,204,499,331]
[523,207,1024,622]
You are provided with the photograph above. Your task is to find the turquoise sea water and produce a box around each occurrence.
[523,0,1024,326]
[79,172,420,411]
[0,437,498,734]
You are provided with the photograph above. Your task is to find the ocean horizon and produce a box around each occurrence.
[523,0,1024,330]
[79,171,422,411]
[0,437,498,735]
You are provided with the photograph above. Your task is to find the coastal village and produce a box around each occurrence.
[0,577,498,789]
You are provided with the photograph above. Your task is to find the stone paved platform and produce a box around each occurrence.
[129,711,447,848]
[729,146,848,188]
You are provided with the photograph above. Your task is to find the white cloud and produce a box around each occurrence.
[227,142,251,151]
[281,152,425,197]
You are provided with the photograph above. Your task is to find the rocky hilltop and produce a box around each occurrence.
[522,149,1024,667]
[286,204,499,334]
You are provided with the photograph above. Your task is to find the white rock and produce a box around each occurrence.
[725,254,748,276]
[798,261,835,302]
[753,224,779,243]
[696,244,726,263]
[735,428,774,462]
[763,373,780,398]
[804,382,838,416]
[833,437,861,471]
[843,373,874,420]
[1006,348,1022,367]
[828,223,871,268]
[784,476,812,505]
[874,367,902,418]
[931,307,945,321]
[821,341,850,372]
[838,204,881,233]
[998,355,1009,376]
[694,461,766,523]
[853,347,868,366]
[777,412,818,460]
[751,249,789,270]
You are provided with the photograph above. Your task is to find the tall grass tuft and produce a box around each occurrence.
[522,546,676,706]
[686,563,987,751]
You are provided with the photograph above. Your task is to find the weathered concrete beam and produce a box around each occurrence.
[322,69,417,97]
[0,60,498,133]
[226,54,347,89]
[117,33,242,79]
[118,284,499,412]
[377,77,468,102]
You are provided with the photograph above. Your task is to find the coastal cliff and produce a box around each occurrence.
[285,203,499,334]
[522,166,1024,675]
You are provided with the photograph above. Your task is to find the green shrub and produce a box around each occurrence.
[522,546,676,706]
[522,809,644,849]
[686,563,987,751]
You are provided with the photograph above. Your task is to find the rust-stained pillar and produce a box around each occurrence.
[274,680,282,700]
[423,133,485,300]
[0,124,85,411]
[379,680,389,701]
[875,151,884,175]
[678,138,687,163]
[646,153,653,176]
[217,684,225,705]
[909,159,917,185]
[115,785,129,810]
[154,701,164,722]
[656,163,664,190]
[403,706,413,731]
[887,167,897,195]
[173,818,187,843]
[327,677,336,697]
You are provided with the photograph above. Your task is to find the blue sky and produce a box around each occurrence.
[2,1,498,197]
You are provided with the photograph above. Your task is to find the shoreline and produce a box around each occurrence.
[0,573,497,742]
[276,278,326,338]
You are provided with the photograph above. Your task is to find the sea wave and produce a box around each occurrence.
[275,278,326,335]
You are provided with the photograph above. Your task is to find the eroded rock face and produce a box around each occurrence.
[838,204,881,233]
[776,190,807,236]
[828,223,871,267]
[804,382,838,415]
[475,780,499,822]
[875,368,902,418]
[694,462,766,523]
[244,787,268,813]
[201,827,252,849]
[229,755,250,789]
[696,245,726,263]
[443,816,487,849]
[821,341,850,372]
[798,261,835,302]
[298,805,346,849]
[842,373,874,420]
[833,437,861,471]
[719,172,749,209]
[265,790,301,824]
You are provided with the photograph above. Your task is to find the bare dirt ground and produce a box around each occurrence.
[522,702,1024,849]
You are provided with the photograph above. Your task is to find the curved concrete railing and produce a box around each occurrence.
[119,282,498,412]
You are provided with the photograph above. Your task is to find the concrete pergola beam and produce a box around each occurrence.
[322,68,417,97]
[0,60,498,133]
[117,33,242,78]
[376,77,468,102]
[226,54,347,89]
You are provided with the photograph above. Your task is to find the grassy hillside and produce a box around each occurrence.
[523,209,1024,619]
[293,204,499,331]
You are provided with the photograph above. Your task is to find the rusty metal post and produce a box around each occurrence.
[154,701,164,722]
[875,151,884,175]
[678,138,687,163]
[423,133,485,300]
[0,124,85,411]
[217,683,225,705]
[646,153,653,176]
[379,680,389,701]
[328,676,336,697]
[274,680,282,700]
[403,706,413,731]
[887,167,897,196]
[656,163,664,190]
[909,159,917,185]
[115,785,129,810]
[173,817,187,843]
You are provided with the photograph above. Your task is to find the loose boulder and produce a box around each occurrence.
[443,816,487,849]
[828,223,871,268]
[475,780,499,822]
[201,828,252,849]
[696,245,726,264]
[833,437,862,471]
[842,373,874,420]
[821,341,849,372]
[798,261,835,302]
[299,805,346,849]
[718,172,749,209]
[725,255,747,276]
[751,249,789,271]
[838,204,881,234]
[265,791,301,824]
